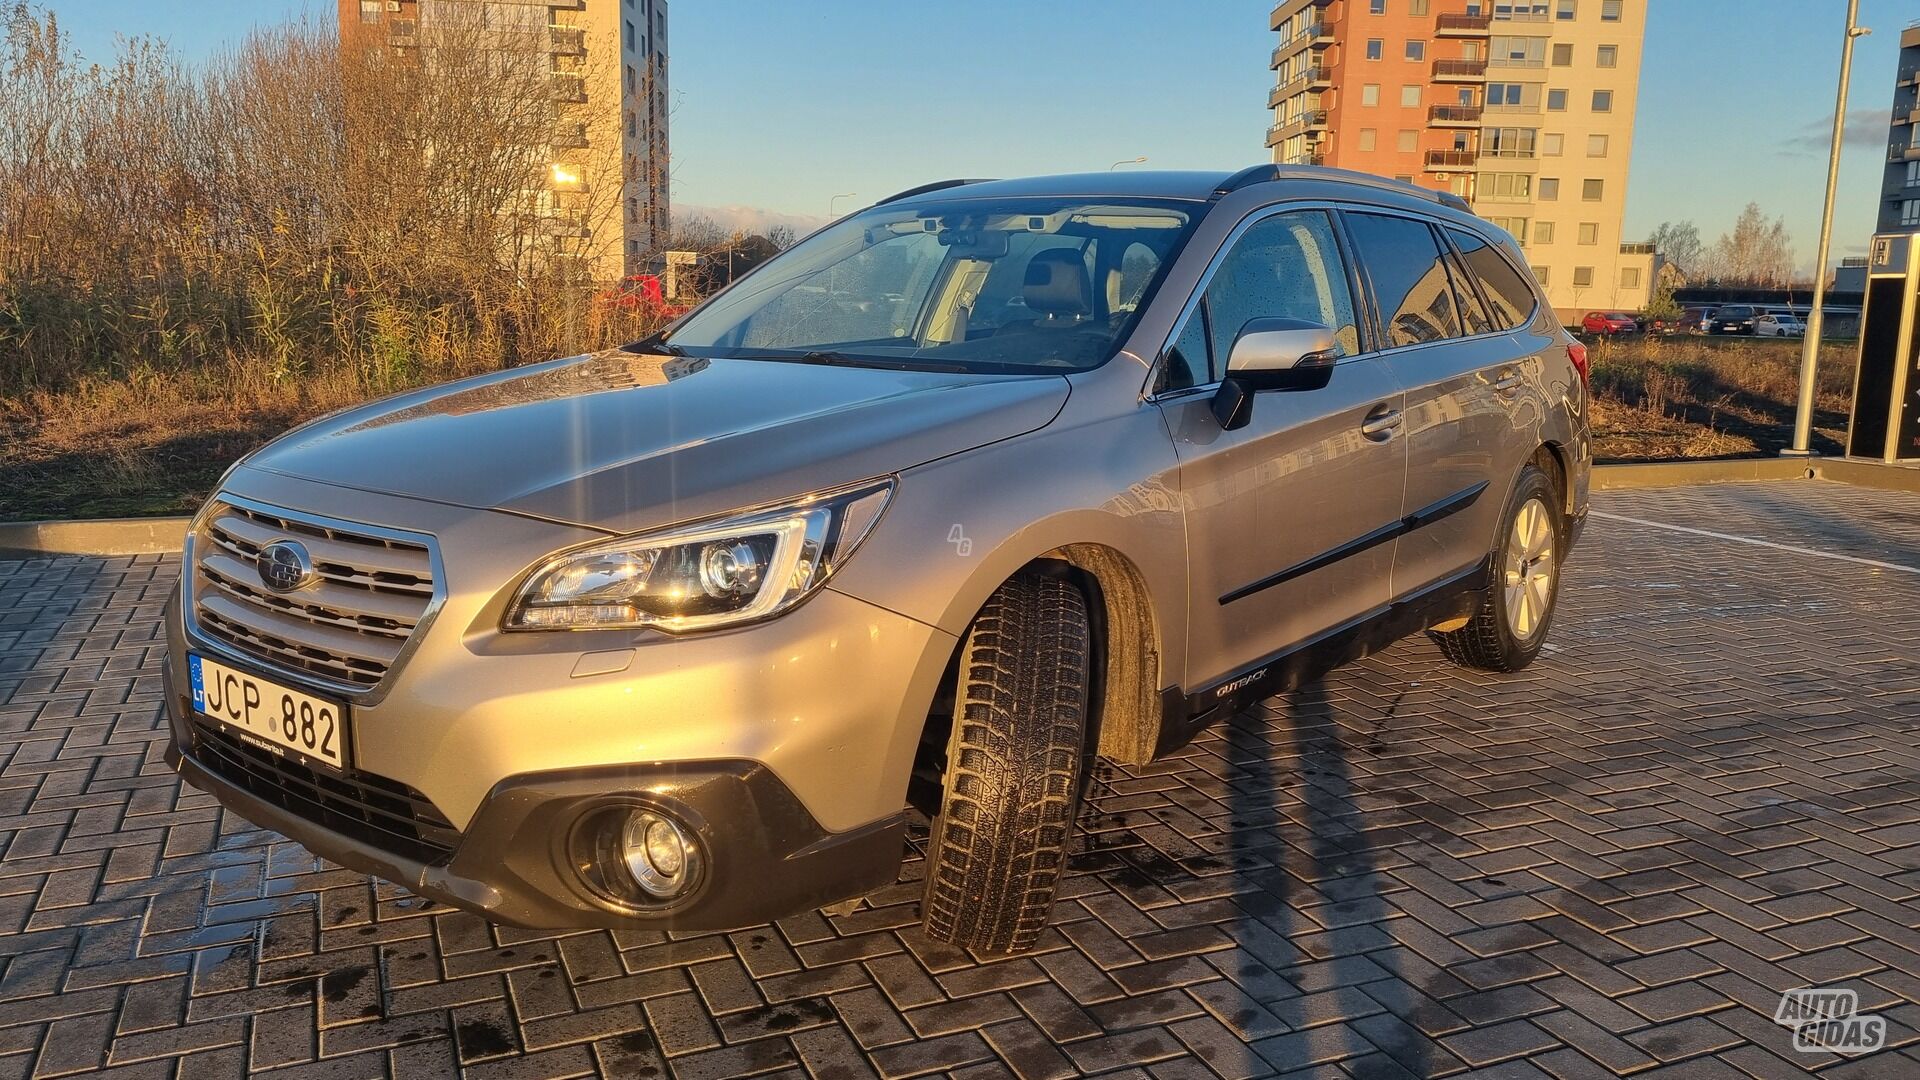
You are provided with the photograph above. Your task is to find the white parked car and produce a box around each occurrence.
[1754,313,1805,338]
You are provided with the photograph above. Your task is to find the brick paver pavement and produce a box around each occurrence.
[2,479,1919,1078]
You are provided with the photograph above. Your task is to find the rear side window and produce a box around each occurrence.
[1441,243,1497,336]
[1446,226,1537,329]
[1344,212,1460,347]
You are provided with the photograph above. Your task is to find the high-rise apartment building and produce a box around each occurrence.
[1267,0,1651,318]
[340,0,669,281]
[1877,21,1920,232]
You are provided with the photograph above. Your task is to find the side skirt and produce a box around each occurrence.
[1153,561,1490,758]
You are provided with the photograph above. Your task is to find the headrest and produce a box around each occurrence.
[1023,249,1091,318]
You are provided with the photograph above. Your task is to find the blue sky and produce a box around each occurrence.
[41,0,1914,269]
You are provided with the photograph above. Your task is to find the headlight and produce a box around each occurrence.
[505,479,893,632]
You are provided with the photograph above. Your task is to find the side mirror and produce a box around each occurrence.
[1211,318,1339,431]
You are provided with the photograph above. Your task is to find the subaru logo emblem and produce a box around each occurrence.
[257,540,316,593]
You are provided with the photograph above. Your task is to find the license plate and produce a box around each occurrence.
[188,654,350,771]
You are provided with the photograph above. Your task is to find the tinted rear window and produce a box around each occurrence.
[1447,226,1537,330]
[1345,212,1460,347]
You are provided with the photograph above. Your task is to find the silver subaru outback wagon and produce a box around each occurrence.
[161,166,1589,953]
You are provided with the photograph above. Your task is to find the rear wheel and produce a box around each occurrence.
[1429,464,1563,672]
[921,571,1090,954]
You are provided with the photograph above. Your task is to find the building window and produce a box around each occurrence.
[1485,127,1537,156]
[626,64,636,92]
[1577,222,1598,244]
[1573,266,1594,287]
[1542,132,1564,156]
[626,111,637,137]
[1601,0,1621,20]
[1592,89,1613,112]
[1359,128,1378,151]
[625,20,636,50]
[1371,0,1387,12]
[1533,265,1551,285]
[1906,160,1920,187]
[1539,177,1560,200]
[1534,221,1555,244]
[1492,36,1545,65]
[1410,0,1429,13]
[1547,89,1568,111]
[1482,172,1533,201]
[1596,44,1618,67]
[1406,40,1426,61]
[357,0,381,22]
[628,196,639,223]
[1555,0,1575,19]
[1401,84,1421,107]
[1395,174,1415,183]
[1488,216,1528,240]
[1582,179,1604,200]
[1587,134,1609,156]
[1902,200,1920,226]
[1552,43,1573,66]
[1367,38,1384,60]
[1362,83,1381,106]
[1397,129,1418,152]
[1621,266,1642,288]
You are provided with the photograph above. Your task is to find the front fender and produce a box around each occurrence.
[826,403,1189,696]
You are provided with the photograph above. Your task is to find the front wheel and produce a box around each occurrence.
[921,571,1091,954]
[1429,464,1564,672]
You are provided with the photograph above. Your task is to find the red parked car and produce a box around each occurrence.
[1580,311,1637,335]
[596,274,689,320]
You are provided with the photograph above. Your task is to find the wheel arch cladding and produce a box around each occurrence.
[1535,441,1571,514]
[1029,544,1164,767]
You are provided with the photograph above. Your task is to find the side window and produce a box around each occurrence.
[1440,238,1497,336]
[1159,211,1360,392]
[1345,212,1460,346]
[1447,226,1539,329]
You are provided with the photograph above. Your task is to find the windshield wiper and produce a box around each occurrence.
[627,331,685,356]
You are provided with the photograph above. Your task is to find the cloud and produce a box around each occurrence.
[1782,108,1895,154]
[673,203,827,236]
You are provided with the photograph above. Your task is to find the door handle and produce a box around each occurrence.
[1360,406,1403,440]
[1493,370,1523,394]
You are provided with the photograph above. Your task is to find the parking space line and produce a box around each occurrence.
[1591,510,1920,575]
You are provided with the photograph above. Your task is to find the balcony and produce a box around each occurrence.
[1271,0,1332,31]
[1267,109,1330,146]
[1425,149,1480,170]
[1620,242,1656,255]
[549,25,585,56]
[1487,56,1545,69]
[551,126,589,150]
[1269,83,1289,110]
[1433,58,1489,81]
[1283,153,1328,167]
[1892,144,1920,162]
[551,73,587,103]
[1428,104,1483,126]
[1271,21,1333,63]
[1896,106,1919,126]
[387,18,416,39]
[1436,12,1493,35]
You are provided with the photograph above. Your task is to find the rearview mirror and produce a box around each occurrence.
[1210,318,1339,430]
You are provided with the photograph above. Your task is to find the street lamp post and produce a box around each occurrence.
[1108,156,1148,171]
[828,192,856,219]
[1786,0,1870,457]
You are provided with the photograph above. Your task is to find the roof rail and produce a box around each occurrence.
[1213,164,1477,216]
[873,178,997,206]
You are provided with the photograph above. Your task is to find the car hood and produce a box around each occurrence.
[243,349,1070,535]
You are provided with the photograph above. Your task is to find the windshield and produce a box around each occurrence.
[658,195,1201,374]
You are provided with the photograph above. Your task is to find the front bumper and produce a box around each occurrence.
[162,469,959,928]
[163,654,906,929]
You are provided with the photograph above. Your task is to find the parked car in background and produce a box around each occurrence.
[1754,313,1805,338]
[1640,314,1681,336]
[1681,307,1713,334]
[595,274,690,321]
[160,167,1589,953]
[1580,311,1638,335]
[1708,305,1759,334]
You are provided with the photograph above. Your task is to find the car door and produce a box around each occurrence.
[1153,207,1407,691]
[1350,213,1547,598]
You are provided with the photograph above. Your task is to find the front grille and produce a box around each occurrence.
[190,721,461,864]
[191,501,437,691]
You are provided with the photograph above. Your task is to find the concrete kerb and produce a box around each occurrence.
[3,458,1918,558]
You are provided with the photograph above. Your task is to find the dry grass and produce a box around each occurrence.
[1,334,1862,522]
[1584,334,1852,462]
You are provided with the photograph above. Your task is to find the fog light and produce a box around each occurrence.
[621,809,698,899]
